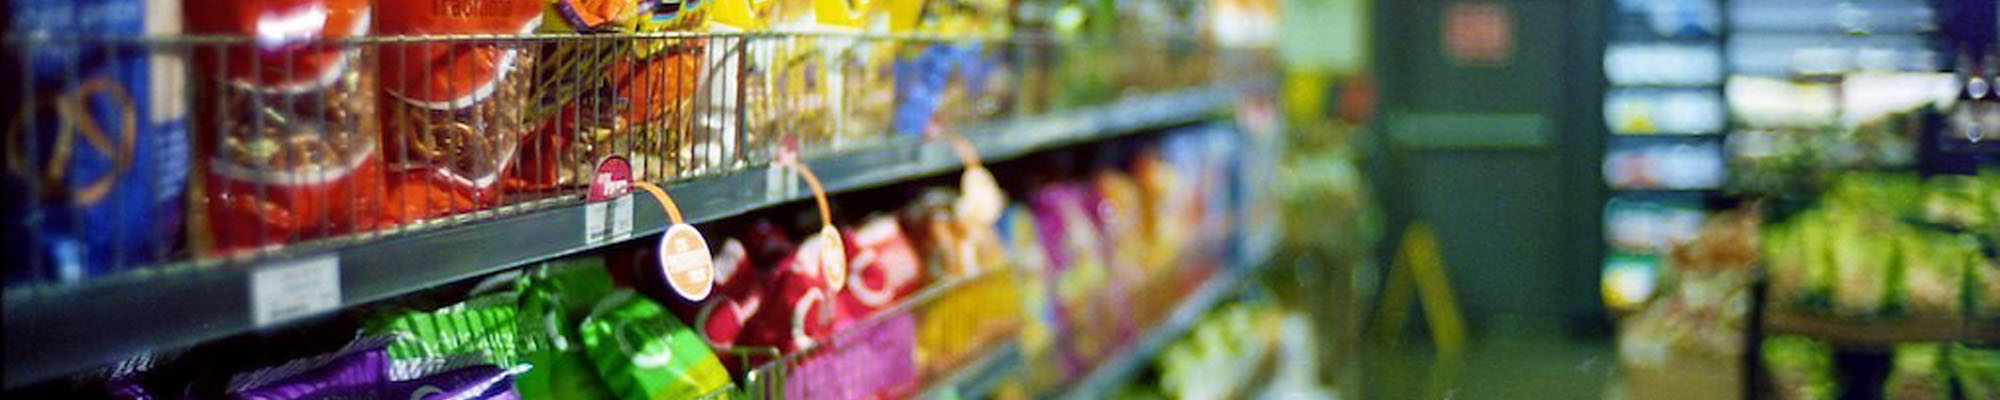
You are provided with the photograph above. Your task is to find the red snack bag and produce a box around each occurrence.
[836,215,925,314]
[697,239,767,351]
[374,0,542,222]
[746,230,848,353]
[188,0,389,253]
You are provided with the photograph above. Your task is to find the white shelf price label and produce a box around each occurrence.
[250,254,341,327]
[585,201,609,246]
[611,195,635,241]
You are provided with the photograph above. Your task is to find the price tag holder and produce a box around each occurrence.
[585,157,635,246]
[775,148,847,290]
[633,180,716,301]
[250,254,341,327]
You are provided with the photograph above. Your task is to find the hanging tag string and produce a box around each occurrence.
[630,181,684,225]
[777,152,834,228]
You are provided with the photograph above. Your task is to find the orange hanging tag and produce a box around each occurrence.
[777,149,847,291]
[633,180,715,301]
[938,132,1004,228]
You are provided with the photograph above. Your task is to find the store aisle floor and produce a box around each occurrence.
[1364,319,1615,400]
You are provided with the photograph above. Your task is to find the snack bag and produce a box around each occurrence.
[746,229,850,352]
[997,204,1060,389]
[511,0,647,191]
[385,362,526,400]
[579,291,734,400]
[514,256,620,400]
[187,0,386,255]
[227,337,393,399]
[837,215,925,314]
[5,0,190,282]
[367,292,525,368]
[1029,183,1113,375]
[376,0,542,222]
[621,0,715,179]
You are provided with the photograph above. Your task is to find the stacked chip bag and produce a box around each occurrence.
[376,0,542,222]
[690,0,763,171]
[618,0,710,180]
[1028,183,1114,376]
[512,0,646,191]
[578,291,733,400]
[6,0,189,283]
[996,203,1062,390]
[187,0,384,254]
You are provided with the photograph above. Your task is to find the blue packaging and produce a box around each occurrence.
[4,0,188,285]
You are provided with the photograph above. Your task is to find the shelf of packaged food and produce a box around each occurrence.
[1760,309,1969,351]
[0,84,1244,390]
[1052,253,1265,400]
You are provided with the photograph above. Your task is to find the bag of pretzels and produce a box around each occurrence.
[187,0,385,254]
[6,0,190,282]
[375,0,543,222]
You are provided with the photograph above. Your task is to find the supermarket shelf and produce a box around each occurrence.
[0,85,1243,390]
[918,341,1024,400]
[1760,309,1967,350]
[1054,261,1260,400]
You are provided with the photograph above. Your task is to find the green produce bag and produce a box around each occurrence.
[1762,335,1838,400]
[1828,214,1893,317]
[1897,233,1969,317]
[579,290,733,400]
[1883,343,1949,400]
[1922,175,1989,228]
[516,257,622,400]
[1952,344,2000,400]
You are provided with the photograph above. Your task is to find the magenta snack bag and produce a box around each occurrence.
[227,338,391,400]
[782,314,919,400]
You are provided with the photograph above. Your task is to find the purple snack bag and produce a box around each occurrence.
[386,364,524,400]
[227,338,391,400]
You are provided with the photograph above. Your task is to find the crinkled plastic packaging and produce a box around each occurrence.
[578,291,732,400]
[188,0,386,254]
[375,0,542,221]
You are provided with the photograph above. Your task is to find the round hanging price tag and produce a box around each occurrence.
[659,223,715,301]
[820,225,846,291]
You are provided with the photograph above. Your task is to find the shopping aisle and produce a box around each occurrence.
[1365,319,1615,400]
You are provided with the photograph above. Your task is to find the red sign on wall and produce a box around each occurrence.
[1444,3,1513,65]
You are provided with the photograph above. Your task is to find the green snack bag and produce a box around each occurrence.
[516,257,622,400]
[368,292,525,367]
[1953,344,2000,400]
[1763,335,1838,400]
[579,290,733,400]
[1883,343,1950,400]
